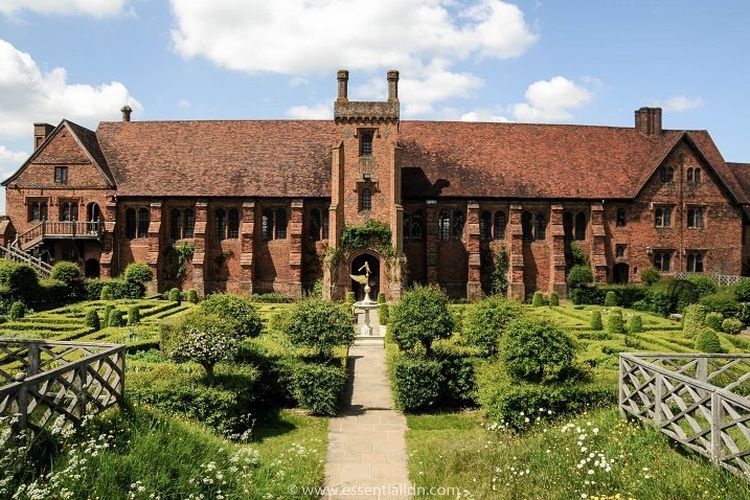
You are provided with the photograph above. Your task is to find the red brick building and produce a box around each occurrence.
[4,70,750,300]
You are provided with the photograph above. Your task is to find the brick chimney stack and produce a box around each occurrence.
[121,105,132,122]
[635,107,662,136]
[337,70,349,101]
[387,70,399,101]
[33,123,54,149]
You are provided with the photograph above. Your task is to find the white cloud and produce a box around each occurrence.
[460,110,510,122]
[658,95,703,112]
[0,0,129,17]
[0,145,27,176]
[0,39,142,139]
[511,76,593,122]
[171,0,536,115]
[286,103,331,120]
[177,98,191,109]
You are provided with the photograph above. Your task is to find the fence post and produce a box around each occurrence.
[618,355,626,418]
[654,372,664,426]
[697,358,708,381]
[27,342,40,376]
[75,364,88,419]
[711,391,723,464]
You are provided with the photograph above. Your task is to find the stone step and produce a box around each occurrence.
[354,335,385,346]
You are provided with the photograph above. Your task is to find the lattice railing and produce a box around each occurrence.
[674,272,749,287]
[0,339,125,430]
[620,353,750,480]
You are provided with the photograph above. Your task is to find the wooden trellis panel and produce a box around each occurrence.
[620,353,750,481]
[0,339,125,431]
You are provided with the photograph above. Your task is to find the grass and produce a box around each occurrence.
[406,407,750,499]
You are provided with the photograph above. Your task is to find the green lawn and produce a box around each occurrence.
[407,408,750,499]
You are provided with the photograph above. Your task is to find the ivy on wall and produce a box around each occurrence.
[163,242,195,280]
[327,219,396,267]
[491,246,509,296]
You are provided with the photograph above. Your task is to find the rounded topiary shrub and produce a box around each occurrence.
[124,263,153,285]
[50,261,81,285]
[187,289,199,304]
[100,285,111,301]
[604,291,617,307]
[500,318,575,383]
[84,309,100,330]
[683,304,708,338]
[462,296,523,357]
[200,293,263,340]
[283,298,354,359]
[391,355,444,411]
[127,306,141,326]
[705,312,723,331]
[167,287,182,303]
[607,311,625,334]
[627,314,643,334]
[291,362,346,416]
[8,301,26,321]
[567,265,593,289]
[549,292,559,307]
[532,291,544,307]
[695,327,723,353]
[389,285,454,357]
[590,310,603,330]
[735,279,750,302]
[109,309,125,327]
[722,318,743,335]
[640,268,661,286]
[0,261,39,301]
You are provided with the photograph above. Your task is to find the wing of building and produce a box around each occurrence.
[3,70,750,300]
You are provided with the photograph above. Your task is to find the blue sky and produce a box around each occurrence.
[0,0,748,211]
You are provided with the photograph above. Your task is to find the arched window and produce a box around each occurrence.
[562,211,573,239]
[655,206,672,227]
[438,210,450,240]
[60,201,78,222]
[411,210,424,239]
[359,188,372,212]
[125,208,136,239]
[686,167,694,183]
[694,168,701,183]
[170,209,182,240]
[228,208,240,239]
[574,211,586,240]
[215,208,227,241]
[310,208,322,241]
[275,209,288,239]
[535,212,546,240]
[522,211,533,241]
[493,211,506,240]
[480,211,492,241]
[137,207,150,238]
[322,210,329,240]
[183,209,195,238]
[261,209,274,241]
[452,209,465,240]
[660,166,674,182]
[616,207,626,227]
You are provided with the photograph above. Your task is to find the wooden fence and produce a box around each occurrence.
[0,339,125,430]
[674,272,749,287]
[619,353,750,480]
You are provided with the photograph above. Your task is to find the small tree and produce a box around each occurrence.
[50,261,81,285]
[163,312,237,383]
[200,293,263,339]
[283,298,354,359]
[735,279,750,302]
[100,285,112,301]
[705,312,723,331]
[84,309,101,330]
[124,263,153,285]
[109,309,125,327]
[549,292,559,307]
[695,327,723,353]
[590,310,603,330]
[500,318,575,383]
[607,311,625,334]
[463,296,523,357]
[722,318,743,335]
[390,285,454,357]
[103,304,114,326]
[604,291,617,307]
[640,268,661,286]
[627,314,643,334]
[683,303,708,338]
[567,265,593,289]
[532,291,544,307]
[127,306,141,326]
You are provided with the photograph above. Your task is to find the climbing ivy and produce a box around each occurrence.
[490,246,509,296]
[163,242,195,280]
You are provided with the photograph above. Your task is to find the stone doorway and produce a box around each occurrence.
[351,253,380,301]
[613,262,629,284]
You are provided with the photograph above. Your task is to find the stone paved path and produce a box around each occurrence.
[324,345,412,499]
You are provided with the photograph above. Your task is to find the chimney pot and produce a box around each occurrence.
[33,123,54,150]
[337,69,349,101]
[634,107,662,136]
[121,105,132,122]
[387,70,399,101]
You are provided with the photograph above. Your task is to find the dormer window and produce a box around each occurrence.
[359,129,374,157]
[54,166,68,184]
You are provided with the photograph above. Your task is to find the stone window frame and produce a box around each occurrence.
[27,197,49,222]
[213,206,241,241]
[59,199,79,222]
[686,251,705,273]
[522,210,547,242]
[615,207,627,228]
[615,243,627,260]
[659,166,675,182]
[308,207,329,241]
[54,165,68,184]
[686,167,702,184]
[574,211,587,240]
[125,206,150,239]
[493,211,507,241]
[479,210,492,241]
[403,209,425,241]
[260,205,288,242]
[169,207,196,241]
[358,128,375,157]
[654,205,673,228]
[653,249,673,272]
[686,205,705,229]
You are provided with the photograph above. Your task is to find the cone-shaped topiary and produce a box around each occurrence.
[379,303,389,326]
[100,285,111,301]
[627,314,643,334]
[532,291,544,307]
[695,327,723,353]
[109,309,125,327]
[84,309,100,330]
[103,304,114,327]
[604,291,617,307]
[683,304,708,338]
[607,311,625,334]
[549,292,559,306]
[590,310,603,330]
[127,306,141,326]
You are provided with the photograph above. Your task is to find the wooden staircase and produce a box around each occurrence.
[0,244,52,278]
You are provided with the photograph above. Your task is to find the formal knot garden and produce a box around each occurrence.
[1,258,750,498]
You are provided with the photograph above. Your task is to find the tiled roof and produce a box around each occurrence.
[728,162,750,203]
[65,120,114,185]
[70,119,747,203]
